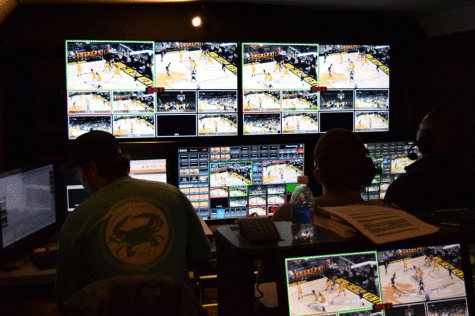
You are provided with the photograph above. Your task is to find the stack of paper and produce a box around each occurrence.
[314,205,440,244]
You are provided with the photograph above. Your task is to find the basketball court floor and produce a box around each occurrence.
[198,115,237,136]
[288,277,374,314]
[243,62,313,90]
[263,163,302,184]
[282,114,319,133]
[320,52,389,89]
[113,117,155,137]
[67,60,149,90]
[244,92,281,112]
[355,113,389,131]
[68,93,111,114]
[156,50,237,90]
[380,256,465,305]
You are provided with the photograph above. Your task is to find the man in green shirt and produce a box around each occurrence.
[55,131,211,305]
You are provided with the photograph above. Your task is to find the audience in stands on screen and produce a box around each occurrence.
[55,131,211,307]
[384,107,475,213]
[271,128,379,222]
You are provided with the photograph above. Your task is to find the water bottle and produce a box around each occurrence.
[291,176,315,240]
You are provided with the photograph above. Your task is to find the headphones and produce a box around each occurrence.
[314,147,380,187]
[415,129,433,156]
[407,128,433,160]
[407,143,419,161]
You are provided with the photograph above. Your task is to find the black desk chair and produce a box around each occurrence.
[62,275,208,316]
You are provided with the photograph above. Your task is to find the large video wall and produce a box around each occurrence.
[66,41,390,139]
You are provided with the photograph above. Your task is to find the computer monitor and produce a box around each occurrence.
[0,164,56,250]
[177,142,305,220]
[362,141,421,200]
[65,159,167,212]
[242,43,389,134]
[278,241,471,315]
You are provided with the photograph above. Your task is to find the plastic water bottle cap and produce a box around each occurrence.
[297,175,309,184]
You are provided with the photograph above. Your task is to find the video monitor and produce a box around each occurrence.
[155,42,238,137]
[362,141,421,200]
[242,43,389,134]
[281,243,469,316]
[66,40,155,139]
[1,165,56,249]
[66,41,238,139]
[65,159,167,212]
[177,143,304,220]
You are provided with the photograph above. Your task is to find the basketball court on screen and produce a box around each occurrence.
[156,50,237,90]
[320,52,389,89]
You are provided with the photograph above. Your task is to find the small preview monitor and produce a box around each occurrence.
[1,164,56,249]
[279,242,470,315]
[65,159,167,212]
[362,141,420,200]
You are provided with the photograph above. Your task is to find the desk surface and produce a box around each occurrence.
[0,240,218,288]
[215,219,475,316]
[0,258,56,287]
[216,221,348,258]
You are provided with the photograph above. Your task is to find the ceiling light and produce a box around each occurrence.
[192,16,202,27]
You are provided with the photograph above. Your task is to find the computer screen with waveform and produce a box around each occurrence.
[1,164,56,249]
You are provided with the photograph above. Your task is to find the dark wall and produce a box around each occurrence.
[0,2,430,171]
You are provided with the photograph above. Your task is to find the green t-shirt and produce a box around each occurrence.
[55,177,211,304]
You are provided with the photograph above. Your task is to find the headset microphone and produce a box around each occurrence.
[407,143,419,161]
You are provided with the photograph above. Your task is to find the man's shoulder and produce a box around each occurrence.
[109,177,182,194]
[392,154,468,187]
[314,193,364,207]
[72,179,186,217]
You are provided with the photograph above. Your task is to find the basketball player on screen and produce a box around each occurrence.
[337,282,346,297]
[324,278,333,291]
[77,62,82,77]
[96,73,102,89]
[319,293,326,312]
[110,65,122,80]
[166,62,171,77]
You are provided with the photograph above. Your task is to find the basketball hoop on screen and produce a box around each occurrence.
[337,90,344,101]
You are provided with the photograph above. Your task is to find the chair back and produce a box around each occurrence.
[62,275,209,316]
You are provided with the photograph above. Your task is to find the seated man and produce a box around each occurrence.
[56,131,211,305]
[258,128,378,284]
[384,107,475,213]
[272,128,378,222]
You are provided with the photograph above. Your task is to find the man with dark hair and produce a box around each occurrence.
[271,128,376,221]
[384,107,475,213]
[55,131,211,305]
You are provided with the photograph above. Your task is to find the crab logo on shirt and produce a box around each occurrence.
[101,197,174,271]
